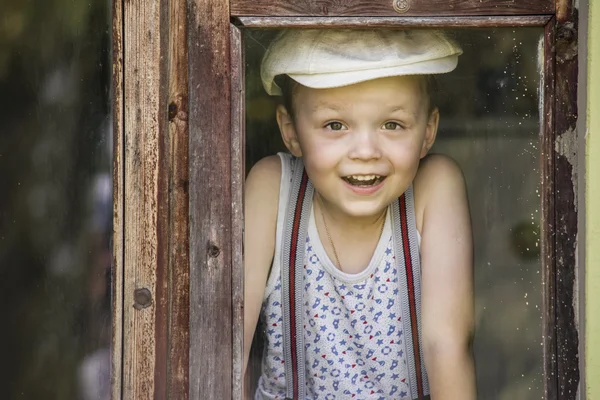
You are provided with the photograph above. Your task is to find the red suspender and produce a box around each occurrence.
[287,170,309,399]
[400,193,425,397]
[280,156,428,399]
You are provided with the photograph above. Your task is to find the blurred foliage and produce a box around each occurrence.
[0,0,111,399]
[0,0,101,80]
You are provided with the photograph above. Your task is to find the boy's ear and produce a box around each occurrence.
[276,104,302,157]
[420,107,439,158]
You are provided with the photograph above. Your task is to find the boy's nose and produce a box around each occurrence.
[348,129,382,160]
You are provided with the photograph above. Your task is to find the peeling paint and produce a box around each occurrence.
[556,128,579,212]
[558,23,579,63]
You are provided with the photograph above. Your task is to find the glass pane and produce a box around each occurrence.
[433,29,544,399]
[0,1,112,399]
[243,27,543,399]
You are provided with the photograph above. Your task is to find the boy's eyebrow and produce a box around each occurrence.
[311,102,345,112]
[388,105,419,118]
[310,103,419,117]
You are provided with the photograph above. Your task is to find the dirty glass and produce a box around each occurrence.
[243,27,544,399]
[0,1,112,399]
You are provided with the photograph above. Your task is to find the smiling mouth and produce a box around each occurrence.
[342,175,386,187]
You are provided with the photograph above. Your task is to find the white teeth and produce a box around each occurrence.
[349,175,379,181]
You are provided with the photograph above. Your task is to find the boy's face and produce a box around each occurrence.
[277,75,439,220]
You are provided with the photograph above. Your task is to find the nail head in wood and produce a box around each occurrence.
[133,288,153,310]
[392,0,410,14]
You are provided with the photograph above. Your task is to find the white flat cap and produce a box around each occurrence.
[261,29,462,96]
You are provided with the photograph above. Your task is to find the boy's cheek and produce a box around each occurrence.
[300,138,343,158]
[386,140,423,160]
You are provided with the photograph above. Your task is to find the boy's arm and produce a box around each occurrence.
[243,155,282,395]
[415,154,476,400]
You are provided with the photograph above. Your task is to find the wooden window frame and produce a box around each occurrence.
[111,0,580,398]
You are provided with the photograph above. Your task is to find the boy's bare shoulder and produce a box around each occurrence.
[244,155,283,362]
[416,154,463,179]
[415,153,465,191]
[413,154,467,226]
[246,154,282,186]
[245,154,282,215]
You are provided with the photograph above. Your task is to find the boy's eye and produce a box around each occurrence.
[383,121,402,130]
[326,122,346,131]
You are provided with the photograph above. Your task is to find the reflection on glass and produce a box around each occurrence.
[244,28,543,399]
[0,1,112,399]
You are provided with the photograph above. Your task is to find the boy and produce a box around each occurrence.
[244,29,475,399]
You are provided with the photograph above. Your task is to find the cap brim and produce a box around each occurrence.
[287,55,458,91]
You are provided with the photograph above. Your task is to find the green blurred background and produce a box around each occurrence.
[0,1,112,399]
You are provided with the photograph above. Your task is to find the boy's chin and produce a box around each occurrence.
[337,202,389,220]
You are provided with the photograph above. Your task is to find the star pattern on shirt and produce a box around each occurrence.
[257,185,418,400]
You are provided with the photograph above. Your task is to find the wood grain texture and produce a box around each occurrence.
[541,18,558,400]
[188,0,233,398]
[553,4,580,398]
[166,0,190,398]
[111,0,124,398]
[235,15,552,27]
[230,0,553,17]
[230,24,245,400]
[120,1,191,398]
[122,0,163,397]
[154,1,171,398]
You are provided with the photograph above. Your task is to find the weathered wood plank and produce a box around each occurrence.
[541,17,558,400]
[235,15,552,27]
[122,0,163,397]
[111,0,124,398]
[554,1,580,397]
[120,1,191,398]
[230,23,245,400]
[188,0,233,397]
[230,0,553,17]
[154,0,171,398]
[166,0,190,397]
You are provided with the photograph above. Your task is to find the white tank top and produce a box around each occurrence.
[256,153,420,400]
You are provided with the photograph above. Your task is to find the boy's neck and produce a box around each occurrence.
[314,193,387,235]
[314,192,387,273]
